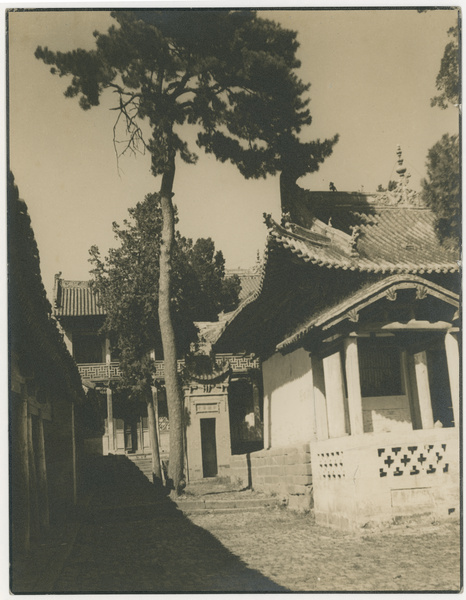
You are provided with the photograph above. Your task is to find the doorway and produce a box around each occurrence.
[125,419,138,453]
[200,418,218,477]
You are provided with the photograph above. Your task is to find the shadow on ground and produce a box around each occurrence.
[12,455,288,594]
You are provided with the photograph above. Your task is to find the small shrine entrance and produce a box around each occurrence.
[200,418,218,477]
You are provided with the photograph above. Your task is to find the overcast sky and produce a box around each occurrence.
[8,7,459,300]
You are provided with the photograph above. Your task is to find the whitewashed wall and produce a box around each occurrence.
[263,348,314,448]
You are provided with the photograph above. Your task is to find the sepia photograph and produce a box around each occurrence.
[8,6,461,593]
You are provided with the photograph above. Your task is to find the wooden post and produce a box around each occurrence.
[252,377,261,430]
[36,412,49,529]
[403,351,422,430]
[15,389,30,553]
[445,331,460,427]
[71,401,77,505]
[27,413,39,540]
[413,351,434,429]
[107,387,114,453]
[148,387,163,482]
[343,337,364,436]
[263,392,271,449]
[105,337,111,364]
[311,355,329,441]
[323,351,347,438]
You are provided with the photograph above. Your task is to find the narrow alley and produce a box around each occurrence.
[11,455,287,594]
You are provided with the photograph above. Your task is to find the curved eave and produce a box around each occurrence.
[272,228,459,274]
[277,274,460,352]
[211,241,270,347]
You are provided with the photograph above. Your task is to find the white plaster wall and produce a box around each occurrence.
[263,348,314,448]
[362,395,412,433]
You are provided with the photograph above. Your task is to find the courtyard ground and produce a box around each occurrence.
[11,455,461,593]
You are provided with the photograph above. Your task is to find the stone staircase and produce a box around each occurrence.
[126,453,154,482]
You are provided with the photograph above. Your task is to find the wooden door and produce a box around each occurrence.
[200,418,218,478]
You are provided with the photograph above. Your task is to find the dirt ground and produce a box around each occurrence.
[188,506,461,592]
[11,461,461,594]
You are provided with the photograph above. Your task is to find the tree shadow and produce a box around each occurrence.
[14,454,289,594]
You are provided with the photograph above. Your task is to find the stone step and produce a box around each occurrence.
[179,506,274,515]
[175,497,280,512]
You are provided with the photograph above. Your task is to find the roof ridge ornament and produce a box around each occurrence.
[375,146,422,207]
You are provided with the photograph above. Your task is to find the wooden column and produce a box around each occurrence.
[27,412,39,540]
[343,337,364,436]
[311,355,329,441]
[323,351,347,438]
[403,351,422,430]
[107,387,114,453]
[105,337,111,364]
[445,331,460,427]
[36,412,49,529]
[15,389,30,553]
[252,378,261,430]
[413,351,434,429]
[71,401,77,505]
[263,393,271,449]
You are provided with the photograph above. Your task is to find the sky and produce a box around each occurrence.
[8,7,459,301]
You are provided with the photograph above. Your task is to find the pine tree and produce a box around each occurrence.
[36,10,338,492]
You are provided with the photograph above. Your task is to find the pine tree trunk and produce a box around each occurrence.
[157,160,185,494]
[147,387,162,483]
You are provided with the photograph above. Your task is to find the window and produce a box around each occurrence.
[73,333,103,363]
[358,337,402,397]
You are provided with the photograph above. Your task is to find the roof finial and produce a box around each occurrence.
[396,145,407,180]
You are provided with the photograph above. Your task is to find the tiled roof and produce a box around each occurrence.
[226,265,262,302]
[9,172,85,402]
[212,193,459,354]
[54,278,105,317]
[271,205,458,274]
[54,267,261,319]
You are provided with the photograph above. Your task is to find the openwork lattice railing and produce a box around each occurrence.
[78,354,260,381]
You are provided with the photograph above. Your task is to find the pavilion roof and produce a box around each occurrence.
[53,278,105,317]
[271,200,458,275]
[212,190,459,355]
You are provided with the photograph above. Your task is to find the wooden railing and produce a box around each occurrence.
[77,354,260,381]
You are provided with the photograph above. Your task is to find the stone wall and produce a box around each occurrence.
[311,427,459,529]
[229,443,312,510]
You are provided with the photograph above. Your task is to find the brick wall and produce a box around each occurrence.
[229,443,312,507]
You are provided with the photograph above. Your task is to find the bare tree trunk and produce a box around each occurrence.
[147,387,162,483]
[157,158,185,494]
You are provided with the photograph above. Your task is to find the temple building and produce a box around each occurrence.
[213,149,460,527]
[52,264,263,482]
[9,173,86,561]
